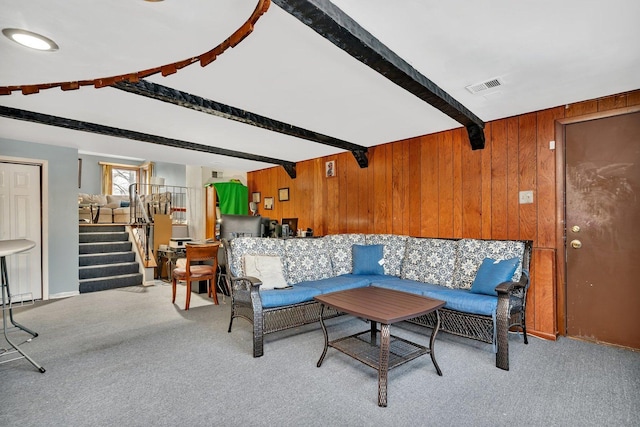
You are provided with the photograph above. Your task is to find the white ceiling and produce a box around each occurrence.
[1,0,639,173]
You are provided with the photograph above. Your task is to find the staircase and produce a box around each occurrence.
[79,224,143,293]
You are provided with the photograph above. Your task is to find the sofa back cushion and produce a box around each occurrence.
[243,255,290,290]
[324,234,366,275]
[401,238,458,288]
[106,195,129,209]
[453,239,526,289]
[364,234,408,277]
[284,238,333,284]
[79,193,108,206]
[228,237,287,281]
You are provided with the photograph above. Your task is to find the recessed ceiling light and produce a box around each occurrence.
[2,28,59,51]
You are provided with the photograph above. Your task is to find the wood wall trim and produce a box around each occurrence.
[557,105,640,125]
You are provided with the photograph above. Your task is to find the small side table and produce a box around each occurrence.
[0,239,45,373]
[156,247,186,282]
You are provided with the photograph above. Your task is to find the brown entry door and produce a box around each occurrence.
[565,111,640,348]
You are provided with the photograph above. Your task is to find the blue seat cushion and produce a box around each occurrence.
[425,288,497,317]
[260,286,321,308]
[371,278,445,296]
[296,275,372,294]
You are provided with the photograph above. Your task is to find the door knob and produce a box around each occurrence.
[570,239,582,249]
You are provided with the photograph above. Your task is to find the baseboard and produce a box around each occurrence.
[529,330,558,341]
[49,290,80,299]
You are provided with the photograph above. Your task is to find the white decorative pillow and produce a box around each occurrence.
[243,255,290,290]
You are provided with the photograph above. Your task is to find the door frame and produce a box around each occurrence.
[0,155,50,300]
[554,105,640,335]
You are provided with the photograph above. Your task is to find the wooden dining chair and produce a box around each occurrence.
[172,243,220,310]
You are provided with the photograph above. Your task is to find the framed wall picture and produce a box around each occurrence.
[264,197,274,210]
[278,187,289,201]
[252,192,261,203]
[325,160,336,177]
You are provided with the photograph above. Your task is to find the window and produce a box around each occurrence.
[111,167,138,195]
[100,161,153,195]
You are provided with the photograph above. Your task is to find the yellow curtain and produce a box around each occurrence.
[101,164,112,195]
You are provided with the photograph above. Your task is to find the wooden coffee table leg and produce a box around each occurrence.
[378,323,390,407]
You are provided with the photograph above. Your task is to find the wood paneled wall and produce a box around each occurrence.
[247,90,640,339]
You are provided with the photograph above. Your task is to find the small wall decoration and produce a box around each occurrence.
[325,160,336,178]
[264,197,274,210]
[278,187,290,201]
[252,192,261,203]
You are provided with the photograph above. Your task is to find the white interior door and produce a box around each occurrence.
[0,162,42,300]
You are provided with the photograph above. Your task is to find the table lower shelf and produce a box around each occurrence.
[329,330,428,371]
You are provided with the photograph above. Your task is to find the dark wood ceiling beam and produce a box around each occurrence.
[273,0,486,149]
[114,79,369,167]
[0,106,297,178]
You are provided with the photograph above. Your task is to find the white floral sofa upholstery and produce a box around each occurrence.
[78,193,131,223]
[224,234,533,371]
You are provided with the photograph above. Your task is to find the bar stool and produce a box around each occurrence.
[0,239,45,372]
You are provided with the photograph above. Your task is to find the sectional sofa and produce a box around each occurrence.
[223,234,532,370]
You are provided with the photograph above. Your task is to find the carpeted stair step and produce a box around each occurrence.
[78,223,142,294]
[79,262,140,280]
[79,251,136,266]
[79,231,129,244]
[79,241,132,254]
[79,224,125,234]
[79,273,144,294]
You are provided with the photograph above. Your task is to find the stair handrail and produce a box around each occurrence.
[128,183,196,265]
[129,184,152,262]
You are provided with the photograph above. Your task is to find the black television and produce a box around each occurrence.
[219,214,262,240]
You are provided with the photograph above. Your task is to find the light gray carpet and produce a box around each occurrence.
[2,282,639,427]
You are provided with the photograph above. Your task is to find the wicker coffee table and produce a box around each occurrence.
[315,286,445,407]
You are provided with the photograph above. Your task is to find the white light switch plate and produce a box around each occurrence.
[519,190,534,204]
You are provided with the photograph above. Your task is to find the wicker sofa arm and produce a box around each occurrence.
[494,271,528,295]
[230,275,263,292]
[495,270,530,370]
[227,274,267,357]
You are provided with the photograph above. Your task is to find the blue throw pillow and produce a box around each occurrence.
[470,257,520,296]
[120,200,130,207]
[352,244,384,275]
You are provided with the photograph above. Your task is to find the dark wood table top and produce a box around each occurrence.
[314,286,445,324]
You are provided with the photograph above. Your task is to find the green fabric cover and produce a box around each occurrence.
[213,182,249,215]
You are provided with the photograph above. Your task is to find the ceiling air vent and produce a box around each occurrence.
[465,77,504,94]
